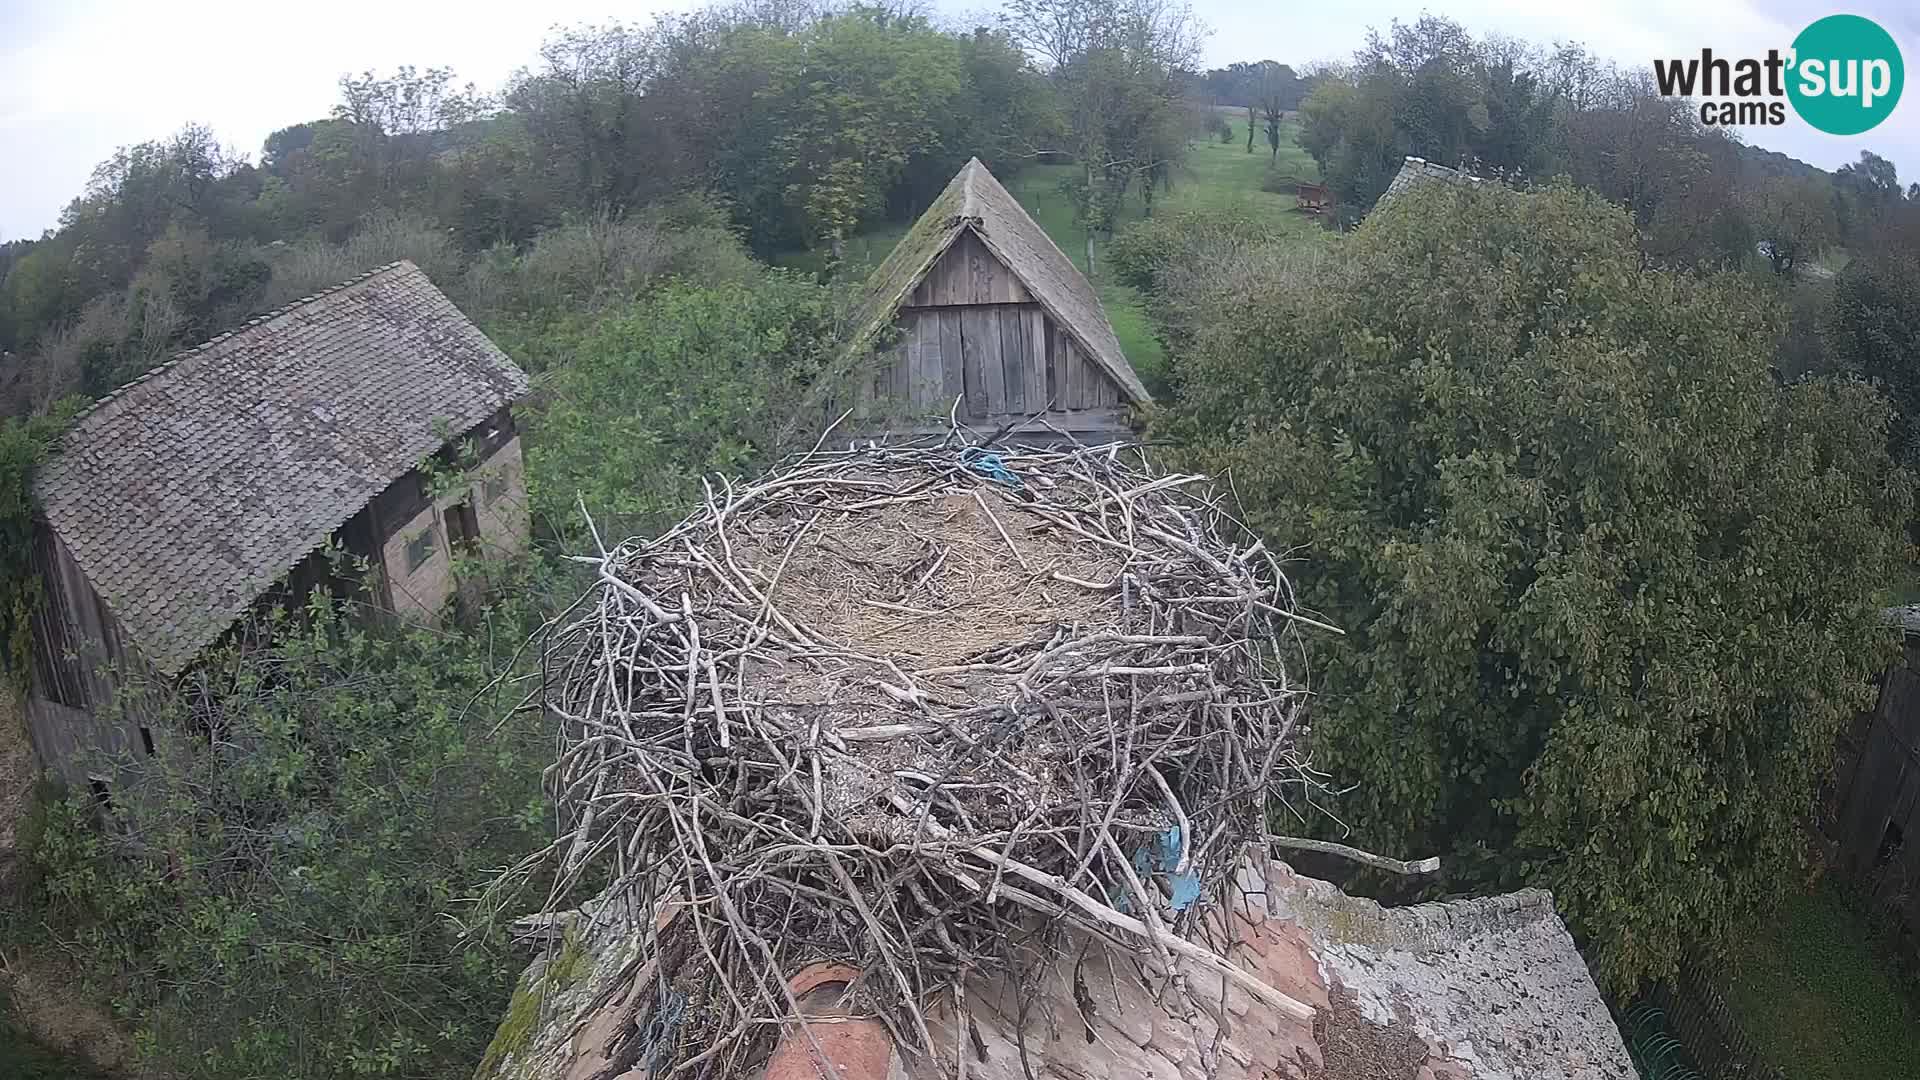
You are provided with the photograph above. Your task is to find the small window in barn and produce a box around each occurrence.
[139,725,155,756]
[406,524,439,572]
[445,502,480,555]
[1875,820,1905,868]
[86,776,114,813]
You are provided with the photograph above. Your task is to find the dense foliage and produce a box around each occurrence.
[17,591,557,1079]
[524,272,842,541]
[1293,14,1915,272]
[0,3,1071,419]
[1823,252,1920,470]
[1159,179,1914,990]
[1194,60,1305,111]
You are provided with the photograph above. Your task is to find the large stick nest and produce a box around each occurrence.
[534,441,1329,1074]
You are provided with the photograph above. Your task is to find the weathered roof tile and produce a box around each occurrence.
[36,260,528,676]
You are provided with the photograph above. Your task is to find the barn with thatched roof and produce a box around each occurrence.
[842,159,1150,444]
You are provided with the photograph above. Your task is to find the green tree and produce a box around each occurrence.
[764,9,964,264]
[524,273,839,541]
[21,591,554,1080]
[1002,0,1203,271]
[1749,175,1838,276]
[1160,179,1913,990]
[1823,252,1920,469]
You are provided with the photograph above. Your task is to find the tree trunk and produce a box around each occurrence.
[1085,163,1097,277]
[1247,107,1255,154]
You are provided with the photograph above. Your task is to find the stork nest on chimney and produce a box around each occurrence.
[511,437,1337,1076]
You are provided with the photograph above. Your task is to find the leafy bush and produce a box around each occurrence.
[1204,112,1233,143]
[1160,179,1914,991]
[1822,252,1920,469]
[260,211,463,308]
[523,273,842,542]
[1105,206,1331,358]
[20,587,557,1080]
[461,207,755,326]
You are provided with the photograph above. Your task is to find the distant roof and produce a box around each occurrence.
[848,157,1150,404]
[1379,155,1487,204]
[36,261,529,676]
[1882,606,1920,634]
[483,858,1634,1080]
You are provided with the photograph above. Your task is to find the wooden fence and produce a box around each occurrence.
[1647,967,1787,1080]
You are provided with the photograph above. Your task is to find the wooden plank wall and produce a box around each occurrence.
[1833,644,1920,927]
[857,305,1124,421]
[908,230,1033,307]
[851,227,1128,426]
[24,524,151,786]
[1647,972,1788,1080]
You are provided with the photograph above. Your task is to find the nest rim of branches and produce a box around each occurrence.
[520,435,1336,1075]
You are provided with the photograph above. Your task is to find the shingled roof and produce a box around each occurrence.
[1378,155,1487,205]
[35,261,529,677]
[847,157,1150,404]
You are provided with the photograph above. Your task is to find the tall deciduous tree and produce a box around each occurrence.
[1823,251,1920,470]
[1002,0,1203,272]
[1160,179,1913,990]
[764,9,963,264]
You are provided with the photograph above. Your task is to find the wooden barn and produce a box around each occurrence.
[24,261,531,791]
[842,158,1150,444]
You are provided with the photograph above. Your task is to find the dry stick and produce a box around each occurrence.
[679,792,838,1078]
[1270,836,1441,875]
[971,488,1031,571]
[1145,764,1192,876]
[821,850,937,1055]
[885,791,1315,1024]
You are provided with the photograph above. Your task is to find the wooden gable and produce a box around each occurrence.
[907,230,1033,307]
[854,226,1130,436]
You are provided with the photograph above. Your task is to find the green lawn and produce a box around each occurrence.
[778,126,1326,390]
[1716,883,1920,1080]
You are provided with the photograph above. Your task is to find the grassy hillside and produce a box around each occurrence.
[781,125,1325,388]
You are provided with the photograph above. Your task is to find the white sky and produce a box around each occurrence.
[1,0,1916,240]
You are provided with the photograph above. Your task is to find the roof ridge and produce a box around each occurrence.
[64,261,415,429]
[957,157,987,222]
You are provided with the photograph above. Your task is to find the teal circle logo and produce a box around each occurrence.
[1787,15,1904,135]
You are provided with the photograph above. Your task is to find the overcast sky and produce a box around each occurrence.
[2,0,1915,240]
